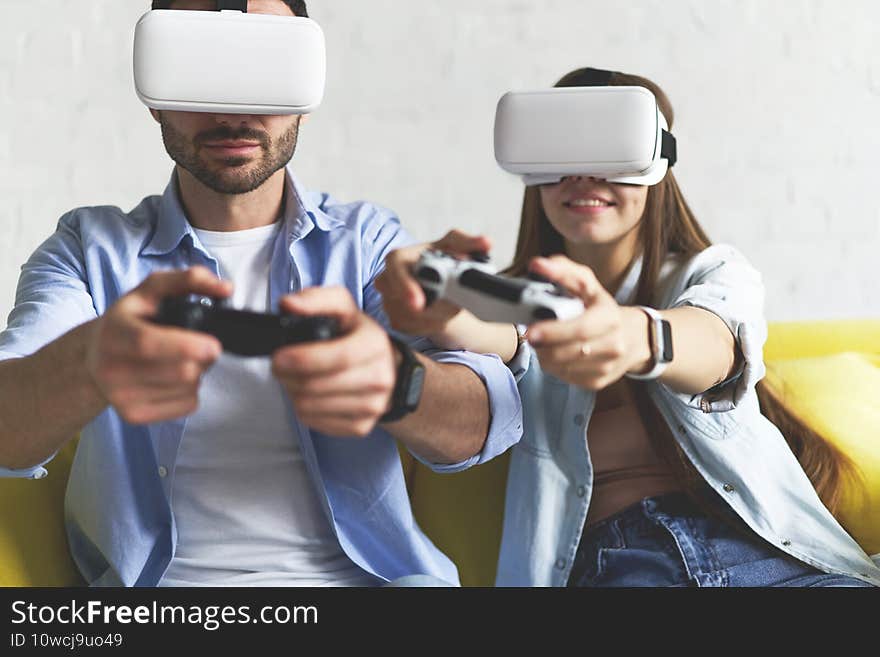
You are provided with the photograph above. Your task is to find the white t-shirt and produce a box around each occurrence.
[158,222,376,587]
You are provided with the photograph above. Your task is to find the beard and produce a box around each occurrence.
[158,114,300,195]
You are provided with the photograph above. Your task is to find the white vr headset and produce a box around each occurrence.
[133,1,326,115]
[494,71,677,186]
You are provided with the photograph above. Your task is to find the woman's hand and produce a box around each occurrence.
[375,229,519,360]
[375,230,492,349]
[525,255,652,390]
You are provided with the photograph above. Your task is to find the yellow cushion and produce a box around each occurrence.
[0,439,83,586]
[408,452,510,587]
[764,319,880,361]
[764,352,880,554]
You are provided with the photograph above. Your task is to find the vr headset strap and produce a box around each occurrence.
[661,131,677,167]
[217,0,247,11]
[573,67,615,87]
[579,67,678,168]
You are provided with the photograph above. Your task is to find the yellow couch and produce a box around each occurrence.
[2,320,878,587]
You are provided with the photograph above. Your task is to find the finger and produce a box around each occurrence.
[95,359,205,389]
[279,362,394,397]
[296,415,378,439]
[528,256,605,304]
[432,230,493,258]
[273,319,389,377]
[122,266,233,316]
[107,317,222,364]
[526,306,616,346]
[292,392,389,419]
[120,396,200,425]
[533,332,622,368]
[105,378,200,407]
[379,246,429,312]
[130,360,208,387]
[382,299,461,336]
[278,286,359,331]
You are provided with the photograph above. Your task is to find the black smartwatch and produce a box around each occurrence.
[380,336,426,423]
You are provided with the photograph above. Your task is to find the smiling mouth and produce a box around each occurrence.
[564,198,616,208]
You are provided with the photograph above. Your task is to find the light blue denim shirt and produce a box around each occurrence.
[497,244,880,587]
[0,167,523,586]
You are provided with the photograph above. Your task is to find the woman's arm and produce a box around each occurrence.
[624,305,741,395]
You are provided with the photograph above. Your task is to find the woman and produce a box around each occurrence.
[376,68,879,587]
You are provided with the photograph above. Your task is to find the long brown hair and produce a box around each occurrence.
[507,67,860,518]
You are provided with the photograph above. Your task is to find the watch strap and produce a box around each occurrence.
[380,335,425,423]
[625,306,672,381]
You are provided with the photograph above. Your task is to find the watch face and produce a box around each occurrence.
[660,320,674,363]
[404,365,426,408]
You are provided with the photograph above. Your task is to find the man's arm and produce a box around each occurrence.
[0,321,106,470]
[273,287,521,466]
[0,268,230,472]
[381,355,489,465]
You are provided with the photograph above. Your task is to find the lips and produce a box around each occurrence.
[201,140,263,158]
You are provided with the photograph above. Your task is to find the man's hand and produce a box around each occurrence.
[272,287,398,438]
[525,255,652,391]
[374,229,492,349]
[85,267,231,424]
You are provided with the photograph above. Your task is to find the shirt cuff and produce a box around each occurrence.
[669,300,767,413]
[505,325,532,382]
[410,348,523,474]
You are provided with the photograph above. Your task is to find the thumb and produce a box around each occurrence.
[432,230,493,258]
[279,286,360,332]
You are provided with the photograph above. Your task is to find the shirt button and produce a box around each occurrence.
[576,485,586,498]
[722,483,735,493]
[555,558,566,570]
[573,414,585,427]
[158,466,168,478]
[781,539,792,547]
[33,470,47,480]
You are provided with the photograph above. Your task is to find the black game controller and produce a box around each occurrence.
[153,296,339,357]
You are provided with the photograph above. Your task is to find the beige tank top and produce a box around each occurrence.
[585,381,683,527]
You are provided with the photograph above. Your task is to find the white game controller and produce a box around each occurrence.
[413,250,585,324]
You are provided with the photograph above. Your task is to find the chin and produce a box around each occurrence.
[561,224,615,246]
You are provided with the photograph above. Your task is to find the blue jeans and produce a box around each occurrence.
[567,492,874,587]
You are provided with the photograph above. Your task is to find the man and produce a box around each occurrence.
[0,0,522,586]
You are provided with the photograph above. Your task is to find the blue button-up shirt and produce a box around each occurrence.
[497,245,880,587]
[0,167,523,586]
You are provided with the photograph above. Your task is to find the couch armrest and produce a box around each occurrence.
[0,439,84,586]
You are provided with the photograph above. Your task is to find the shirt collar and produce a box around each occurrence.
[142,165,345,257]
[613,254,644,306]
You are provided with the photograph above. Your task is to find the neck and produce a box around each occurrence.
[175,166,287,232]
[565,227,641,296]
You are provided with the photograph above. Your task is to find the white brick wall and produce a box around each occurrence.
[2,0,878,326]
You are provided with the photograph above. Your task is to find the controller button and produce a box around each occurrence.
[469,251,491,263]
[532,307,558,321]
[416,266,442,283]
